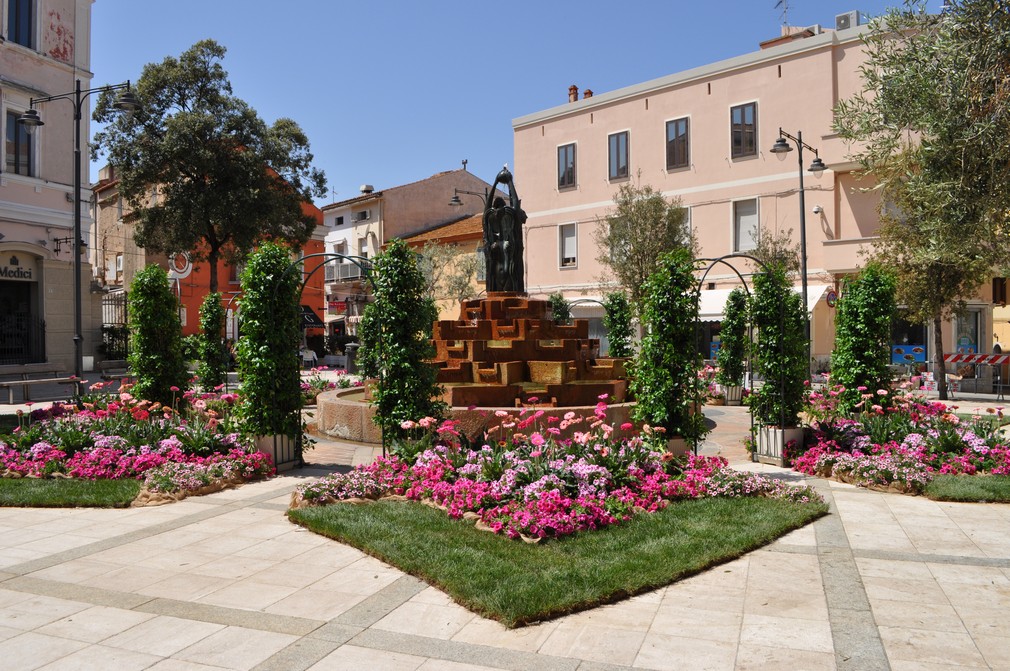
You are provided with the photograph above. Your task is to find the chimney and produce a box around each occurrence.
[360,184,374,194]
[568,84,579,103]
[583,88,593,100]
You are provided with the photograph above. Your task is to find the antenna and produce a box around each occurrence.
[775,0,789,25]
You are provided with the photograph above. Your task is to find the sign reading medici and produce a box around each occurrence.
[0,255,37,281]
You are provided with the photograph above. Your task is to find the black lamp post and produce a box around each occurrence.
[769,128,826,369]
[18,80,140,379]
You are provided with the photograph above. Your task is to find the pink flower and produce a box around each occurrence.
[620,422,633,431]
[530,432,545,447]
[401,420,416,430]
[495,410,510,418]
[170,386,179,392]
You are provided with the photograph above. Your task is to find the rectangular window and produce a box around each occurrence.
[5,110,34,175]
[358,238,368,259]
[559,223,577,268]
[7,0,33,48]
[557,143,576,189]
[733,199,759,252]
[608,131,629,180]
[684,206,692,237]
[335,215,344,226]
[115,254,124,272]
[730,102,757,158]
[666,117,690,170]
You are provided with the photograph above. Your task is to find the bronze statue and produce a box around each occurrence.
[482,166,527,293]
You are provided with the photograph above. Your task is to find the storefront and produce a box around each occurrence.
[0,253,44,364]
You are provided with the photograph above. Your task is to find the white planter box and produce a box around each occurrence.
[722,384,743,406]
[255,434,300,472]
[754,426,804,467]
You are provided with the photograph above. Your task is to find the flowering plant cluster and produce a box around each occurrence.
[295,400,823,541]
[795,382,1009,493]
[300,368,363,405]
[0,383,273,494]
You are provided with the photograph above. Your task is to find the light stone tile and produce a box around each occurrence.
[409,587,456,607]
[28,558,121,585]
[855,557,933,581]
[33,643,162,671]
[102,615,224,657]
[538,621,646,666]
[137,572,235,601]
[878,626,989,668]
[927,562,1010,586]
[373,601,476,640]
[974,634,1010,669]
[451,616,558,653]
[0,632,89,670]
[560,597,659,632]
[743,589,829,621]
[416,660,502,671]
[141,547,223,572]
[953,603,1010,638]
[310,563,402,596]
[82,564,169,593]
[264,588,367,621]
[861,576,950,605]
[0,594,91,631]
[145,660,234,671]
[660,585,745,614]
[869,598,965,632]
[888,661,985,670]
[734,643,836,670]
[633,632,736,671]
[234,538,326,561]
[940,581,1010,610]
[173,625,298,669]
[306,643,426,671]
[739,614,833,654]
[648,603,742,642]
[188,555,277,581]
[289,544,368,570]
[37,605,155,643]
[16,533,97,555]
[244,562,339,589]
[196,579,299,610]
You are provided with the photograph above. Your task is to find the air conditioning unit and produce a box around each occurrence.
[354,210,370,222]
[835,10,864,31]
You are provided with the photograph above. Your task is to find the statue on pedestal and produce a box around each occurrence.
[482,166,527,293]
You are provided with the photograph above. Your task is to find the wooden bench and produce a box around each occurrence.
[0,364,82,404]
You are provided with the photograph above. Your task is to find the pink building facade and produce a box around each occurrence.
[514,20,998,371]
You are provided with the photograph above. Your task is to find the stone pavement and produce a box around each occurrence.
[0,407,1008,669]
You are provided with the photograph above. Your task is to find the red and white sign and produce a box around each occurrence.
[943,353,1009,365]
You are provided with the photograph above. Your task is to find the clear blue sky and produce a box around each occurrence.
[90,0,934,205]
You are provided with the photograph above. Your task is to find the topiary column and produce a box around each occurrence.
[629,247,708,448]
[197,292,227,390]
[603,292,633,358]
[715,287,749,405]
[235,243,302,445]
[127,265,189,406]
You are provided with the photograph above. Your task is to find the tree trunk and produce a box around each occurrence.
[208,247,219,294]
[933,314,947,401]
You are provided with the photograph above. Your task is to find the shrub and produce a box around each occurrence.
[602,292,633,358]
[127,265,189,406]
[831,263,897,412]
[547,292,572,325]
[715,287,748,387]
[197,292,227,389]
[750,264,807,427]
[629,247,708,444]
[357,239,446,439]
[235,243,303,439]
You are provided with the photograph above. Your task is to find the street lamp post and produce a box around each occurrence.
[18,80,140,379]
[769,128,826,370]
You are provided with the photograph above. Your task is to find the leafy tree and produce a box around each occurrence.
[753,226,800,277]
[235,243,302,439]
[197,292,227,390]
[715,288,749,388]
[831,263,897,412]
[834,1,1010,400]
[750,264,808,428]
[358,239,445,440]
[127,265,189,405]
[594,179,693,312]
[602,292,633,358]
[415,241,480,309]
[547,292,572,325]
[92,40,327,293]
[629,247,708,445]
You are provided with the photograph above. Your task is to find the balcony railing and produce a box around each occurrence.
[324,262,364,283]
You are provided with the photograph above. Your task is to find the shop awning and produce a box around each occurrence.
[300,305,325,329]
[698,284,830,322]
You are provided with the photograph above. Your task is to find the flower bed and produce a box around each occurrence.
[300,368,363,405]
[793,382,1009,494]
[0,383,274,502]
[293,404,822,542]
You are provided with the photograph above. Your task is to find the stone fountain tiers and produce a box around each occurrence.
[429,293,628,408]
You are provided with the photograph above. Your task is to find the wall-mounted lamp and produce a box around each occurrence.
[53,237,87,254]
[812,205,823,214]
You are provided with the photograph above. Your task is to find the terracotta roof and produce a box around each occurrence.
[320,168,482,211]
[402,215,483,245]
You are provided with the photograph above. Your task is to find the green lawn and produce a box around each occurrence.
[0,478,141,508]
[926,474,1010,503]
[288,496,827,627]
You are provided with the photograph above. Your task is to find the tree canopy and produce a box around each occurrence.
[834,0,1010,399]
[93,40,328,292]
[593,179,694,312]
